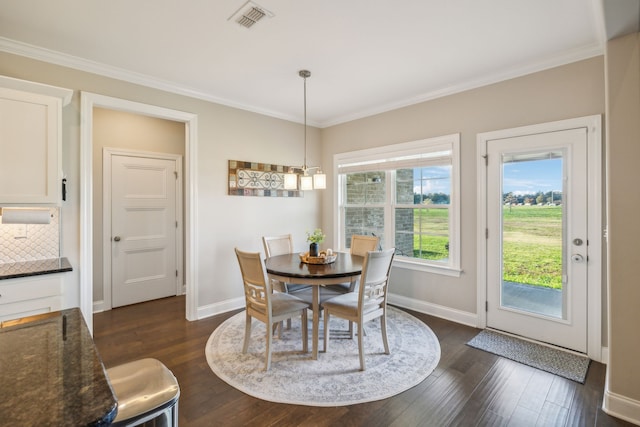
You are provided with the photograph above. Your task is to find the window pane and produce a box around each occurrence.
[397,166,451,205]
[345,207,385,249]
[346,172,385,204]
[395,207,449,261]
[338,134,460,271]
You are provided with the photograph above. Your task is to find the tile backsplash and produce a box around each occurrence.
[0,208,60,263]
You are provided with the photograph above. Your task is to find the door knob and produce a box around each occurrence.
[571,254,584,262]
[113,236,121,242]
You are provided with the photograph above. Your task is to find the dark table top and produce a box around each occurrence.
[265,252,363,280]
[0,257,73,280]
[0,308,117,426]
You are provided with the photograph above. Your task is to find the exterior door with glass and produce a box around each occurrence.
[484,127,588,353]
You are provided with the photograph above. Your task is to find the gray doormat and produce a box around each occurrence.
[467,329,591,383]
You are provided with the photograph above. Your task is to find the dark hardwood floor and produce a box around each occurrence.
[93,296,630,427]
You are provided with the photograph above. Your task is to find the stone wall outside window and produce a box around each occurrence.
[344,170,414,256]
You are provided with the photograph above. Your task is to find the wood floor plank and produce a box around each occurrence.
[516,369,555,414]
[508,405,540,426]
[535,401,569,427]
[448,357,517,426]
[486,360,536,419]
[477,409,509,427]
[546,375,576,410]
[92,296,631,427]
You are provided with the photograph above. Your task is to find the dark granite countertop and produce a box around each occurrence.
[0,257,72,280]
[0,308,117,426]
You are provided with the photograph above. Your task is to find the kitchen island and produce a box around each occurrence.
[0,308,117,425]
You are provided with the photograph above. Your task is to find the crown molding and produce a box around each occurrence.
[320,42,605,127]
[0,37,305,124]
[1,36,603,129]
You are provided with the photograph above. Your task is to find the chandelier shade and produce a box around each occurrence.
[285,70,326,191]
[283,171,298,190]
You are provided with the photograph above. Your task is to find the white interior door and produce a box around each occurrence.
[485,128,588,353]
[111,154,178,308]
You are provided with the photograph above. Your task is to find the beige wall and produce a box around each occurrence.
[92,108,185,302]
[1,52,607,323]
[605,32,640,406]
[321,57,606,315]
[0,51,323,312]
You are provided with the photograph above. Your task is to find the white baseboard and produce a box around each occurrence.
[93,300,106,313]
[197,296,245,319]
[388,293,478,327]
[92,296,244,318]
[603,379,640,426]
[196,294,478,326]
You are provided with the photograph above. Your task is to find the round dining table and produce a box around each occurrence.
[265,252,364,359]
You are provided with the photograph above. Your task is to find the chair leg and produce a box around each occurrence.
[323,310,330,353]
[301,310,308,353]
[381,313,390,354]
[242,313,252,353]
[265,322,273,371]
[358,322,366,371]
[274,322,281,339]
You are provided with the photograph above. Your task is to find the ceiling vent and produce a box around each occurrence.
[228,1,274,29]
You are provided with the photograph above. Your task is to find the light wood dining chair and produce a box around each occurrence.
[262,234,311,294]
[350,234,381,257]
[262,234,345,306]
[235,248,309,370]
[333,234,381,293]
[322,248,395,371]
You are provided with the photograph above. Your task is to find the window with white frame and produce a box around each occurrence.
[335,134,461,275]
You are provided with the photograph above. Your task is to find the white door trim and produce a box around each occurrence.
[103,148,183,310]
[476,115,603,362]
[80,92,199,333]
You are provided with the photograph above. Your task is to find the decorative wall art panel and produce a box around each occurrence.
[228,160,303,197]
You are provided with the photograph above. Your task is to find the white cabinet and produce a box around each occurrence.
[0,275,63,322]
[0,76,72,205]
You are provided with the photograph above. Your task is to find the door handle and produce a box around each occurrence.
[113,236,121,242]
[571,254,584,263]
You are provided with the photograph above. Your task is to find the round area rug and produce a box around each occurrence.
[205,306,440,406]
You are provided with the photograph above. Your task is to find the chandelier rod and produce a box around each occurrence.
[300,69,310,171]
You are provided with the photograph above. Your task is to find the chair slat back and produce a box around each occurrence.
[359,248,395,306]
[350,235,380,257]
[262,234,294,257]
[235,248,270,314]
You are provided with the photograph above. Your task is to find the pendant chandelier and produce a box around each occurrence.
[284,70,326,191]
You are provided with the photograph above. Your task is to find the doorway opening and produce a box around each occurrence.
[80,92,198,333]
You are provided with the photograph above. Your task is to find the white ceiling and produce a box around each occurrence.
[0,0,605,127]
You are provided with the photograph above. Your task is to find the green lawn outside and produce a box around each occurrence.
[503,205,562,289]
[410,205,563,289]
[412,208,449,260]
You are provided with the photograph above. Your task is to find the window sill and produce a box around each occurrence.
[393,257,462,277]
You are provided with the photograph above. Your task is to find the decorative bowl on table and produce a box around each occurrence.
[299,251,337,264]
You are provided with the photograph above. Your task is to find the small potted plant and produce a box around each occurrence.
[306,228,325,257]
